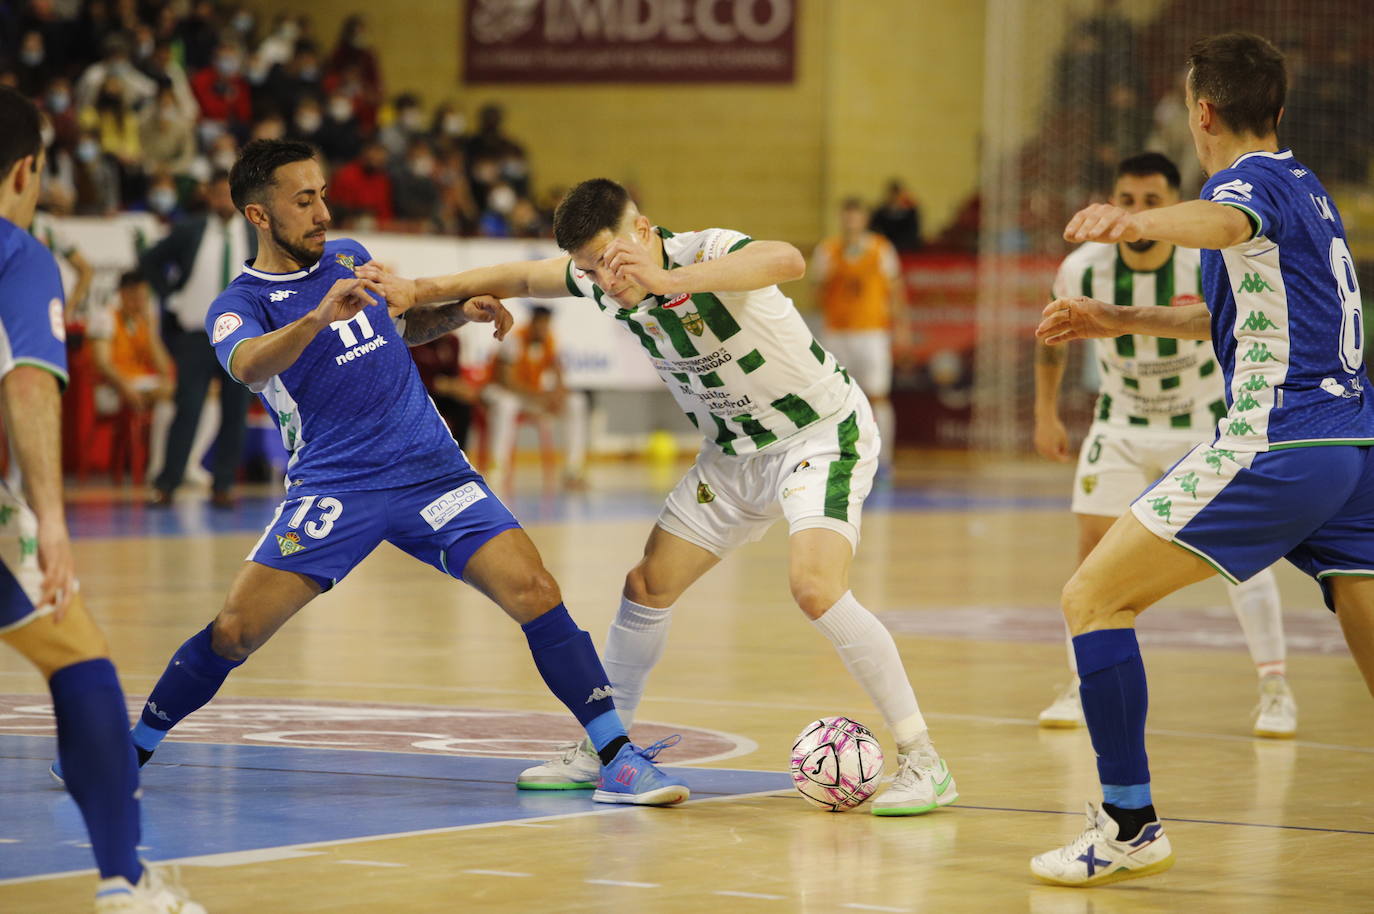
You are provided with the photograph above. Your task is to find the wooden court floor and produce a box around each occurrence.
[2,455,1371,913]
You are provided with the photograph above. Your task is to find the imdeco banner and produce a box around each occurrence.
[463,0,798,84]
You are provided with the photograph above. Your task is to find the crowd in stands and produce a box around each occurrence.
[1,1,554,239]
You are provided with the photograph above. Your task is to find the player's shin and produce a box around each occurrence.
[601,596,672,730]
[812,591,931,755]
[521,604,629,765]
[1072,627,1156,838]
[131,622,244,754]
[49,659,143,884]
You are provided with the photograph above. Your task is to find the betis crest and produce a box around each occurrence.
[276,531,306,556]
[336,253,357,272]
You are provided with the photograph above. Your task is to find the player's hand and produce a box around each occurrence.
[1034,414,1071,463]
[461,295,514,340]
[1037,297,1124,345]
[312,277,383,327]
[356,262,417,315]
[603,238,674,296]
[35,517,77,623]
[1064,203,1144,244]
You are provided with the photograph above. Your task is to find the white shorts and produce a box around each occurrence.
[658,386,879,556]
[823,330,892,398]
[1071,421,1211,517]
[0,480,46,635]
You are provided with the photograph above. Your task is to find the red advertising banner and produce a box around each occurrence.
[463,0,798,84]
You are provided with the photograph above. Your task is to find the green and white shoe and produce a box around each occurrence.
[516,738,599,790]
[871,753,958,816]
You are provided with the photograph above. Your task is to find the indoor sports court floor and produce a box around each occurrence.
[2,455,1371,913]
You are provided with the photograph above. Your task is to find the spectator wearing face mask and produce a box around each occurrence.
[41,76,80,150]
[434,144,479,235]
[314,91,363,164]
[177,0,221,71]
[250,14,305,83]
[15,30,53,97]
[140,85,196,178]
[326,15,382,106]
[18,0,71,75]
[72,128,120,215]
[330,140,394,227]
[262,38,321,121]
[478,181,517,237]
[141,39,200,123]
[140,171,183,222]
[81,74,143,205]
[429,102,468,146]
[465,102,527,194]
[75,32,157,113]
[379,93,427,160]
[287,94,326,145]
[391,138,441,228]
[191,39,252,139]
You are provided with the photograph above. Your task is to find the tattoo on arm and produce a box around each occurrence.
[402,300,469,345]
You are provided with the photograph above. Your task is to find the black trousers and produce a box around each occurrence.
[154,330,251,495]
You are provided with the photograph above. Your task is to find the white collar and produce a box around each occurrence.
[241,257,325,282]
[1229,148,1293,169]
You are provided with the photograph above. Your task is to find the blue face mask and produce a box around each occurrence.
[149,187,178,214]
[76,140,100,163]
[47,92,70,114]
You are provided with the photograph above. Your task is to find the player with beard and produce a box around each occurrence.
[1033,152,1294,737]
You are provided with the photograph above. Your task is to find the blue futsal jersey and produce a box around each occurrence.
[208,239,469,491]
[1200,149,1374,450]
[0,217,67,389]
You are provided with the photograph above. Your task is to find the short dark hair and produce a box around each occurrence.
[118,269,145,288]
[530,305,553,320]
[1187,32,1286,137]
[1116,152,1181,190]
[553,178,631,252]
[0,86,42,178]
[229,138,318,212]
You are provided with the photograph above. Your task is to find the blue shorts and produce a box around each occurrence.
[1131,443,1374,610]
[0,557,42,634]
[247,470,521,590]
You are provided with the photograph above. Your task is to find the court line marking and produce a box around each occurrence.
[585,879,659,888]
[462,869,532,878]
[337,860,407,868]
[0,786,790,887]
[951,804,1374,836]
[843,905,910,913]
[715,890,786,900]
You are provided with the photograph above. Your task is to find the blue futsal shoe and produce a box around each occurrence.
[50,744,154,787]
[592,735,691,806]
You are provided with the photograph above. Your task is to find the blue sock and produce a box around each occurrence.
[521,604,627,757]
[1073,628,1152,809]
[49,659,143,884]
[134,623,243,753]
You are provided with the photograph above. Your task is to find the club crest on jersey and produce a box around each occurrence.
[275,532,305,556]
[696,483,715,504]
[1170,294,1203,308]
[681,311,705,336]
[212,312,243,344]
[336,253,357,272]
[644,321,664,339]
[1081,475,1097,494]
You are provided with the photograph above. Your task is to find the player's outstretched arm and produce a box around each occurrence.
[1037,297,1212,345]
[605,238,805,296]
[1,366,76,619]
[357,257,572,311]
[1065,200,1254,251]
[399,295,513,346]
[230,277,382,386]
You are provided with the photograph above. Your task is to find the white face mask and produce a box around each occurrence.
[329,99,353,121]
[488,185,516,214]
[149,187,178,214]
[47,91,69,114]
[20,48,44,67]
[76,140,100,163]
[39,125,54,148]
[442,112,466,136]
[296,111,322,133]
[409,156,434,178]
[401,109,424,131]
[213,149,237,170]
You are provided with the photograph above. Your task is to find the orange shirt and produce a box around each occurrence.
[108,310,160,380]
[816,233,899,331]
[504,327,559,391]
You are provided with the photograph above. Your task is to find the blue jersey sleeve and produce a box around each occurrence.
[208,288,267,388]
[0,236,68,387]
[1203,166,1283,242]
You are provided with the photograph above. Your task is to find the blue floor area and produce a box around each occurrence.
[67,486,1065,540]
[0,734,789,881]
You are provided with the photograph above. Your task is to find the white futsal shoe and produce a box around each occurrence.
[94,865,206,913]
[1252,674,1298,739]
[1030,802,1174,887]
[871,753,958,816]
[515,738,599,790]
[1038,679,1085,728]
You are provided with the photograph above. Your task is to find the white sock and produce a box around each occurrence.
[1227,568,1286,678]
[812,591,929,753]
[873,399,896,466]
[602,597,673,731]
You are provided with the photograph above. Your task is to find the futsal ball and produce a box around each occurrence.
[789,716,885,811]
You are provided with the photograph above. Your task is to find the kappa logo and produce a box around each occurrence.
[146,701,172,722]
[276,531,306,556]
[1210,179,1254,203]
[584,685,614,703]
[212,312,243,344]
[268,289,298,303]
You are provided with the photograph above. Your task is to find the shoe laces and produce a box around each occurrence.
[1058,805,1110,859]
[636,734,681,761]
[890,752,934,789]
[550,741,585,764]
[1254,676,1293,718]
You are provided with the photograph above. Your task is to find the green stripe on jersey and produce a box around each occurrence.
[564,261,581,298]
[736,413,777,450]
[1170,414,1192,428]
[771,393,821,429]
[616,312,661,358]
[727,237,753,253]
[1112,257,1135,358]
[738,348,766,374]
[1155,259,1177,357]
[1097,393,1112,421]
[1161,376,1180,390]
[692,293,741,341]
[700,371,724,388]
[709,413,737,455]
[810,339,825,363]
[823,412,861,521]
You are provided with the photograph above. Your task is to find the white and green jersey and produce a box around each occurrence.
[564,227,852,456]
[1053,242,1227,431]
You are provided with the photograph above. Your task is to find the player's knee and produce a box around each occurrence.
[209,614,263,662]
[623,562,674,608]
[1061,572,1116,634]
[790,571,843,620]
[503,568,563,621]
